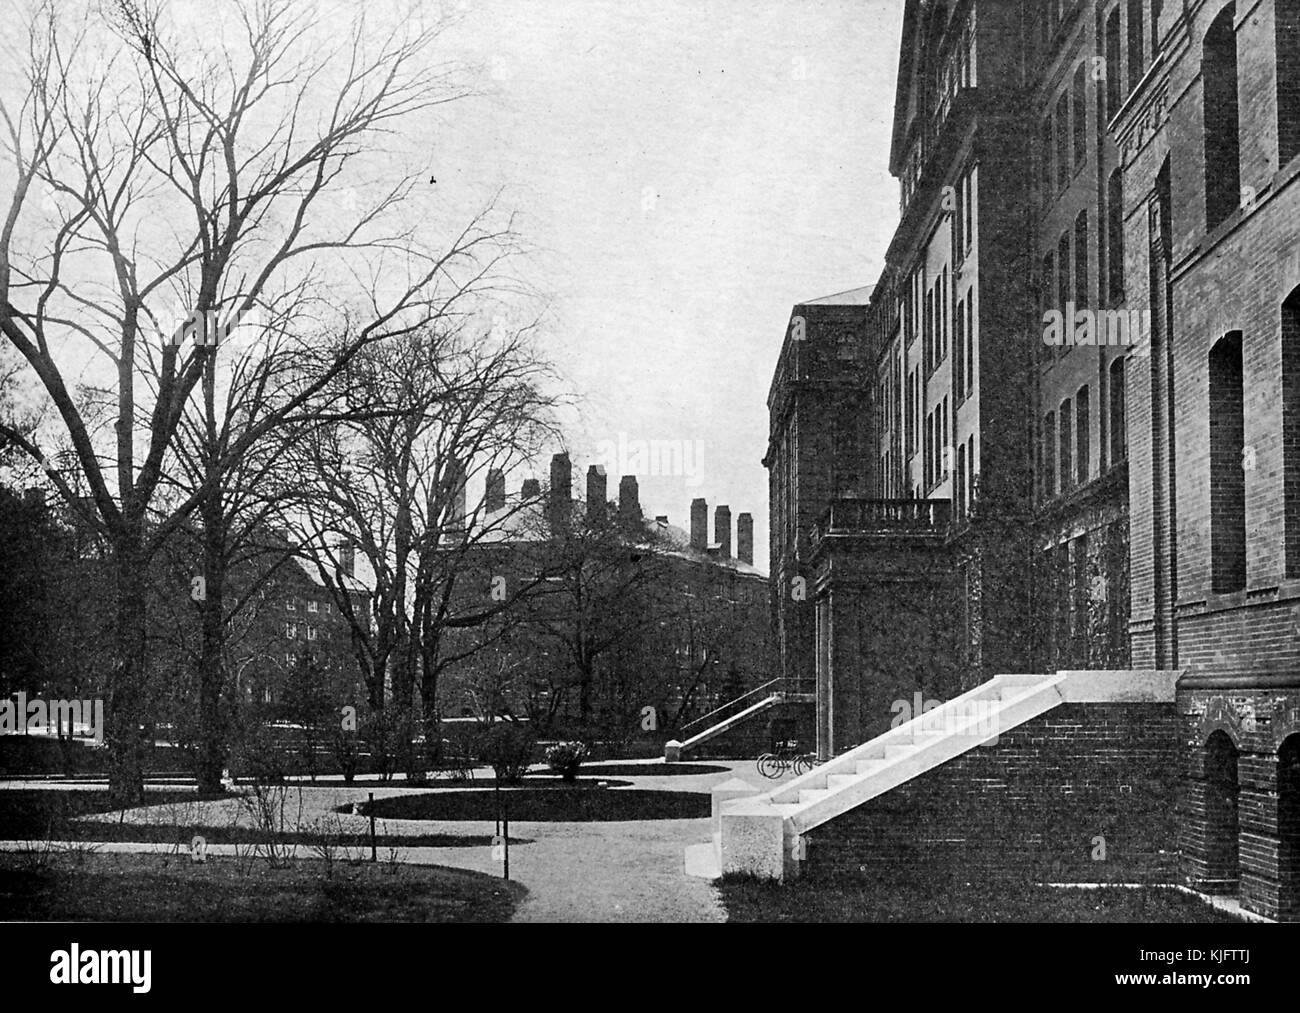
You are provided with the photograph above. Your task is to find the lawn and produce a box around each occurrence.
[718,874,1242,922]
[0,789,528,848]
[0,851,525,922]
[359,786,711,822]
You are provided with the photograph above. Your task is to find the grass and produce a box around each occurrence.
[360,787,711,822]
[718,873,1243,923]
[0,789,532,848]
[0,851,524,922]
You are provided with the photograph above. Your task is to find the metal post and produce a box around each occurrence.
[369,791,377,862]
[503,794,510,881]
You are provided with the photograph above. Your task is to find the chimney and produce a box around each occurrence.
[338,540,356,578]
[447,463,468,533]
[586,465,607,525]
[690,498,708,550]
[548,452,572,528]
[521,478,541,500]
[618,475,640,525]
[737,512,754,565]
[485,468,506,513]
[714,505,731,558]
[655,515,669,525]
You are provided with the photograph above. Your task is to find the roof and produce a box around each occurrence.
[799,285,875,307]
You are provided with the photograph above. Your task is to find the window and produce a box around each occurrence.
[1072,533,1090,651]
[1072,63,1087,169]
[324,602,332,614]
[906,371,915,453]
[957,443,967,516]
[286,599,296,611]
[1151,0,1164,54]
[1074,210,1089,307]
[1059,398,1073,493]
[962,167,974,255]
[284,622,297,639]
[1106,7,1122,118]
[1055,91,1071,189]
[942,397,950,478]
[307,600,319,613]
[1279,0,1300,164]
[1076,384,1091,485]
[940,267,948,363]
[285,653,295,666]
[1106,169,1125,303]
[1203,4,1241,233]
[1109,357,1127,465]
[965,295,974,393]
[955,295,966,401]
[307,626,318,641]
[967,434,976,504]
[1283,287,1300,576]
[1127,0,1145,92]
[1209,331,1247,593]
[1044,411,1057,497]
[1057,232,1072,358]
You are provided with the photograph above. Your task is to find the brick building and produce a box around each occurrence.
[757,0,1300,919]
[436,452,772,743]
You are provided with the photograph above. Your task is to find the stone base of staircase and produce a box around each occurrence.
[707,670,1182,884]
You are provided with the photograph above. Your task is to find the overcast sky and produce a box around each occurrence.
[437,0,906,570]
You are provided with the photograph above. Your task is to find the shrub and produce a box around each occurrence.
[477,722,535,784]
[544,741,588,781]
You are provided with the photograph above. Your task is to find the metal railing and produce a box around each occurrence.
[812,498,951,545]
[679,677,815,737]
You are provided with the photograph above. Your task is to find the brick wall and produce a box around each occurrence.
[802,703,1181,885]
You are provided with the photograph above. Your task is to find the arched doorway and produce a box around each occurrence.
[1279,734,1300,916]
[1204,730,1241,891]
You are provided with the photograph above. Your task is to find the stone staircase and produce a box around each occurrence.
[665,679,814,761]
[712,672,1070,879]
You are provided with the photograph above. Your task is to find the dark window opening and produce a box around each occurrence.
[1203,4,1241,232]
[1283,287,1300,576]
[1209,330,1247,593]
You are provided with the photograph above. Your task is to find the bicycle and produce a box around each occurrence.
[756,739,817,779]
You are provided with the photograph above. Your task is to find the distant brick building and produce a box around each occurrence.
[436,453,771,741]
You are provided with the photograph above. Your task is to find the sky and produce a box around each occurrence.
[434,0,906,571]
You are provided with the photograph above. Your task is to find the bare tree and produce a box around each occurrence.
[0,0,517,802]
[289,318,562,772]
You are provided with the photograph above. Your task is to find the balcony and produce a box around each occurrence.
[811,498,951,546]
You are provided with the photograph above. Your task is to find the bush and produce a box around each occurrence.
[544,741,588,781]
[477,722,535,784]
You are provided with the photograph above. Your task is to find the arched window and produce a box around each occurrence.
[1074,210,1090,307]
[1076,385,1091,485]
[1059,397,1073,493]
[1107,169,1125,303]
[1209,330,1246,593]
[1283,286,1300,576]
[1279,0,1300,165]
[1044,411,1057,498]
[1109,357,1127,466]
[1106,6,1122,118]
[1279,735,1300,906]
[1127,0,1145,91]
[1072,63,1088,170]
[1203,4,1241,232]
[1204,730,1241,890]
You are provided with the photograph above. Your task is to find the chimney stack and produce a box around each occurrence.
[338,540,356,578]
[618,475,640,525]
[548,452,572,528]
[521,478,541,500]
[655,514,669,525]
[447,463,467,533]
[586,465,607,525]
[714,505,731,558]
[690,498,708,551]
[485,468,506,513]
[737,512,754,565]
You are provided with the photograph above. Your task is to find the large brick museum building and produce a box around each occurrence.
[764,0,1300,919]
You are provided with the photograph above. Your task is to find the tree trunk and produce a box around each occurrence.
[196,500,228,796]
[108,536,149,806]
